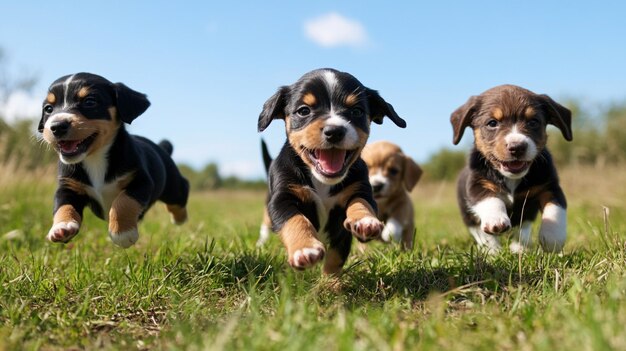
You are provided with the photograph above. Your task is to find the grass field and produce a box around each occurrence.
[1,166,626,350]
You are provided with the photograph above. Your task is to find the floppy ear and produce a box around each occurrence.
[450,95,481,145]
[258,86,289,132]
[537,94,573,141]
[366,88,406,128]
[403,155,422,191]
[114,83,150,124]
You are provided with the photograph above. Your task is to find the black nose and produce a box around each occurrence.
[507,141,528,156]
[372,183,384,193]
[323,125,347,144]
[50,120,71,137]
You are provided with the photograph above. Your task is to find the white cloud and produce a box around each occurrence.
[304,12,369,48]
[0,91,41,123]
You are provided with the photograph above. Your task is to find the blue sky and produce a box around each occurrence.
[1,1,625,179]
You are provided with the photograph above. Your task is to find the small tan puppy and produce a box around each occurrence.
[361,141,422,249]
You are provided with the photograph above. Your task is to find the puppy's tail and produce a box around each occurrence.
[158,139,174,156]
[260,139,272,175]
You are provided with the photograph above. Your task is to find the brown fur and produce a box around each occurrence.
[108,191,143,234]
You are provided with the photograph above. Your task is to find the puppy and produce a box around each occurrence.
[361,141,422,250]
[258,68,406,274]
[451,84,572,253]
[39,72,189,247]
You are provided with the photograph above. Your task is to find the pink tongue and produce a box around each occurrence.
[505,161,526,171]
[59,140,81,153]
[317,149,346,174]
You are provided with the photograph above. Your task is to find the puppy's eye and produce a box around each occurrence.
[43,105,53,114]
[82,97,97,108]
[487,119,499,128]
[349,107,364,118]
[388,167,399,176]
[527,118,541,128]
[296,106,311,117]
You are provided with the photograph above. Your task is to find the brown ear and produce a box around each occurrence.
[403,155,422,191]
[537,94,573,141]
[450,95,481,145]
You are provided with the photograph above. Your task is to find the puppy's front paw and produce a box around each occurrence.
[47,221,80,243]
[345,216,383,242]
[481,212,511,235]
[109,228,139,248]
[289,243,325,270]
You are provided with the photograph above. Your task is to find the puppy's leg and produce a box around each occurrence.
[344,198,383,241]
[401,225,415,251]
[509,220,533,253]
[323,234,351,275]
[472,197,511,235]
[280,214,325,269]
[256,208,272,247]
[166,204,187,225]
[538,202,566,252]
[48,204,82,243]
[381,218,403,243]
[468,226,502,254]
[109,191,144,248]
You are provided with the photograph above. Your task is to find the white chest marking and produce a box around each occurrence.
[310,178,342,240]
[81,144,121,219]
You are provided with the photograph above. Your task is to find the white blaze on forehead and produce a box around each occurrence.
[369,170,387,186]
[62,74,77,109]
[322,70,339,92]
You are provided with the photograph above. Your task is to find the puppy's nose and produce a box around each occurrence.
[507,141,528,157]
[50,120,71,137]
[372,183,384,193]
[323,125,346,144]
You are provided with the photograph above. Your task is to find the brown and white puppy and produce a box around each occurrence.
[258,68,406,274]
[361,141,422,250]
[39,72,189,247]
[451,84,572,253]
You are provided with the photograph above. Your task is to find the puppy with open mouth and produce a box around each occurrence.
[39,72,189,247]
[258,68,406,274]
[451,85,572,253]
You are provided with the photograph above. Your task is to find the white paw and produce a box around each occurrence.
[381,218,403,243]
[539,203,566,252]
[256,223,271,247]
[346,216,383,241]
[47,221,80,243]
[481,212,511,235]
[109,228,139,248]
[290,245,325,269]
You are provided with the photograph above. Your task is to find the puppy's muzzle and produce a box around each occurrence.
[323,125,347,144]
[372,182,384,194]
[507,141,528,158]
[50,120,71,137]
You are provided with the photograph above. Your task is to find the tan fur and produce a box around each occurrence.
[53,204,82,226]
[46,93,56,104]
[344,93,358,107]
[303,92,317,106]
[78,87,90,98]
[492,107,504,120]
[345,198,377,225]
[525,106,536,118]
[289,184,314,203]
[59,177,88,195]
[323,248,345,275]
[108,191,143,234]
[280,215,323,260]
[361,141,421,249]
[166,204,188,224]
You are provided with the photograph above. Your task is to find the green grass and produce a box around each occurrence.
[1,167,626,350]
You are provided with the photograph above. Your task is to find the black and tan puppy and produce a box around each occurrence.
[39,72,189,247]
[451,85,572,253]
[258,68,406,274]
[361,141,422,250]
